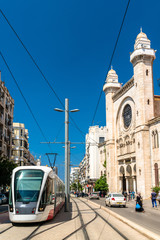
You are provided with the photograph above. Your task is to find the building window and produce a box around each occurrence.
[99,137,105,143]
[20,150,23,157]
[147,99,150,105]
[152,130,159,148]
[146,69,149,76]
[123,104,132,128]
[155,131,159,148]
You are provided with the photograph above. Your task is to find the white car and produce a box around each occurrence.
[105,193,126,207]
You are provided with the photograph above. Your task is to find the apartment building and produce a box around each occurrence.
[12,122,35,166]
[79,126,106,193]
[0,75,14,159]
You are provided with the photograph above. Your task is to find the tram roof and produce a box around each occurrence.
[12,166,64,184]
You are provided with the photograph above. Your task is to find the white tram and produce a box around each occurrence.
[9,166,65,223]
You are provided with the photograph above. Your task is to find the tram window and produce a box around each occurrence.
[40,177,54,205]
[14,170,44,203]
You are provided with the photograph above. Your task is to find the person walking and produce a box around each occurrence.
[135,192,144,212]
[151,189,157,208]
[157,191,160,205]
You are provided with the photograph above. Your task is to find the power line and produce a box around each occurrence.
[0,50,53,153]
[91,0,131,126]
[0,9,64,109]
[0,9,88,142]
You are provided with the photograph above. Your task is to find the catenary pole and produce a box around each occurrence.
[65,98,69,211]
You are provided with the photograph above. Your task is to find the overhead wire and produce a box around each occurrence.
[0,51,54,158]
[0,1,131,150]
[0,8,99,145]
[91,0,131,126]
[0,9,64,109]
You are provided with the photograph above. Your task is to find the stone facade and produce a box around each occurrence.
[0,74,14,159]
[103,30,160,198]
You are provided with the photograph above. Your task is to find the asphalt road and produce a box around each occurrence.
[89,197,160,236]
[0,204,8,213]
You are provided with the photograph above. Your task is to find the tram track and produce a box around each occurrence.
[77,198,129,240]
[63,198,91,240]
[0,225,13,234]
[23,222,44,240]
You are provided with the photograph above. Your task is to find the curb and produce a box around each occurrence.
[85,199,160,240]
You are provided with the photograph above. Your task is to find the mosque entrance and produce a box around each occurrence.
[119,164,136,193]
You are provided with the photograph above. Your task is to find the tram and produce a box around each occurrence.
[9,166,65,223]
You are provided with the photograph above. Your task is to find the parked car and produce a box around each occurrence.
[105,193,126,207]
[89,192,99,199]
[0,193,8,204]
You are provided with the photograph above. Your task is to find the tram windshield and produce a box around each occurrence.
[14,170,44,203]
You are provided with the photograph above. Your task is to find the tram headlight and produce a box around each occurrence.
[9,206,13,212]
[38,207,44,212]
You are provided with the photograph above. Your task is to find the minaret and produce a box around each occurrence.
[130,30,156,198]
[103,67,121,140]
[103,67,121,192]
[130,29,156,125]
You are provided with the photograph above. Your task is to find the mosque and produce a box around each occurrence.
[103,30,160,198]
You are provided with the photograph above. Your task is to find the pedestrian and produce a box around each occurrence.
[127,192,130,201]
[151,189,157,208]
[157,191,160,205]
[124,191,127,201]
[132,191,135,199]
[135,192,144,212]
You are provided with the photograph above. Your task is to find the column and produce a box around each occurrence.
[126,177,129,192]
[133,177,136,193]
[119,177,122,192]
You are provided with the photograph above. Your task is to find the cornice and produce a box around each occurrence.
[147,116,160,126]
[112,77,134,102]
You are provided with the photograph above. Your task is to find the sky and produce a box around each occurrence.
[1,0,160,181]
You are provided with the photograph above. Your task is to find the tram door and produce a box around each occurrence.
[122,174,126,192]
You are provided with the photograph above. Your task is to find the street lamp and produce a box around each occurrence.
[54,98,79,212]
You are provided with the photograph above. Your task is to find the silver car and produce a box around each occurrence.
[89,192,99,199]
[105,193,126,207]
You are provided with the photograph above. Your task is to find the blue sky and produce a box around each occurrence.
[1,0,160,181]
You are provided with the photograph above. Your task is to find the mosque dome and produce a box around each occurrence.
[136,31,148,40]
[106,67,118,83]
[134,28,151,50]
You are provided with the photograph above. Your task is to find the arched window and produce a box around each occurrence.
[152,130,159,148]
[155,130,159,148]
[152,131,156,148]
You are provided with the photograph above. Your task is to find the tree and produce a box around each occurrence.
[152,186,160,195]
[95,175,108,193]
[71,182,77,191]
[71,182,83,192]
[103,160,106,168]
[0,156,17,189]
